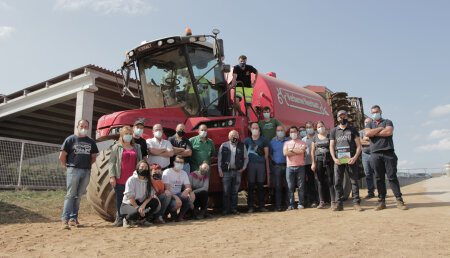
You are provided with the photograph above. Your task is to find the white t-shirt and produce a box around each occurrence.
[146,137,173,168]
[162,168,190,194]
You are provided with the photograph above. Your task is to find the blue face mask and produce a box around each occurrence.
[123,134,133,142]
[174,162,184,171]
[263,112,270,119]
[239,62,245,67]
[276,131,285,138]
[306,129,314,135]
[372,113,381,121]
[300,131,307,138]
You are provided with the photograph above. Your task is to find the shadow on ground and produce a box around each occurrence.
[0,200,54,224]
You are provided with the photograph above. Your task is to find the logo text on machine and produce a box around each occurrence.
[277,88,330,116]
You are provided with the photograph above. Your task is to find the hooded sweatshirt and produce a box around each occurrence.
[122,171,155,205]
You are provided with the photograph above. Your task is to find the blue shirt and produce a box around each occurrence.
[244,136,269,163]
[270,137,288,164]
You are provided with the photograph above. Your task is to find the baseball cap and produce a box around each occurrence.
[134,120,145,126]
[336,110,347,118]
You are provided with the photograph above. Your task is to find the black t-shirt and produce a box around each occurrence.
[329,125,359,155]
[61,135,99,169]
[134,137,148,157]
[313,134,331,161]
[233,64,257,87]
[168,135,192,164]
[365,119,395,152]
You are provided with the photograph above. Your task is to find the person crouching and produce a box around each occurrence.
[120,160,161,228]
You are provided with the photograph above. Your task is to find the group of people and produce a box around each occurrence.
[58,54,406,230]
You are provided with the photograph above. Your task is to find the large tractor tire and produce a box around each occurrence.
[87,148,116,221]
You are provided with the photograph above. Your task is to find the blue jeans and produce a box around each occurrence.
[273,164,287,209]
[362,152,375,195]
[169,192,191,215]
[114,183,126,219]
[61,167,91,221]
[286,166,305,207]
[222,170,242,213]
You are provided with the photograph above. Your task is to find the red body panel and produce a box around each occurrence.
[97,73,334,194]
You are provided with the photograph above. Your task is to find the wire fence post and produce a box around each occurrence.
[17,141,25,188]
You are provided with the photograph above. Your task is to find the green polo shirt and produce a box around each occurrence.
[258,118,282,142]
[189,135,216,172]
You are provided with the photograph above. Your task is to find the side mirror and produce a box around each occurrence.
[213,39,224,58]
[121,64,131,88]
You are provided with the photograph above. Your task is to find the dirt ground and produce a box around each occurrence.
[1,176,450,258]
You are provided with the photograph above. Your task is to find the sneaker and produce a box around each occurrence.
[114,217,123,227]
[123,218,130,228]
[155,216,165,224]
[286,206,294,211]
[231,210,240,215]
[139,220,153,227]
[332,203,343,211]
[353,204,363,212]
[69,219,82,228]
[374,200,386,211]
[247,207,254,213]
[364,194,375,199]
[259,207,269,212]
[317,202,326,209]
[330,202,336,210]
[310,203,318,208]
[176,213,184,222]
[396,200,408,210]
[61,220,70,230]
[297,205,305,210]
[276,207,283,212]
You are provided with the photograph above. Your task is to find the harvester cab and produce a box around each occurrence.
[120,28,233,119]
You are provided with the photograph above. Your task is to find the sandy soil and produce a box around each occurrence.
[1,176,450,258]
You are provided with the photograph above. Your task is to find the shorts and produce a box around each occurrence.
[234,87,253,103]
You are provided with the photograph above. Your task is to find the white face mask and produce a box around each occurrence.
[317,127,326,134]
[123,134,133,142]
[134,128,143,137]
[174,163,184,171]
[199,131,207,138]
[154,131,162,139]
[290,133,298,139]
[251,129,259,136]
[78,128,88,136]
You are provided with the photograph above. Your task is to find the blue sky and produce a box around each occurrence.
[1,0,449,170]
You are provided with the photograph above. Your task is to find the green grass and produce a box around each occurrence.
[0,190,95,224]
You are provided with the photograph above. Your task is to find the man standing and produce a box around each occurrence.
[218,130,249,215]
[360,117,376,199]
[147,124,173,170]
[132,120,148,161]
[302,121,319,208]
[330,110,363,211]
[168,123,192,173]
[364,105,407,210]
[283,126,307,210]
[231,55,258,115]
[244,122,270,212]
[269,125,289,211]
[59,119,99,229]
[299,125,307,139]
[189,124,216,172]
[259,106,283,203]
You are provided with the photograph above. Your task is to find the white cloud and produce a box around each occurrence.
[0,26,14,38]
[428,129,450,140]
[54,0,152,15]
[415,138,450,152]
[398,160,416,169]
[430,104,450,117]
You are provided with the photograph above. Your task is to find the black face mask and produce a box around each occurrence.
[152,173,162,180]
[199,169,208,175]
[230,137,238,143]
[176,130,185,137]
[137,169,150,177]
[339,118,348,125]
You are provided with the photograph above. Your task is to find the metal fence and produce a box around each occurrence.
[0,137,66,189]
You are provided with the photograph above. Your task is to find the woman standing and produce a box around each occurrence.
[109,126,143,226]
[121,160,160,227]
[311,121,335,209]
